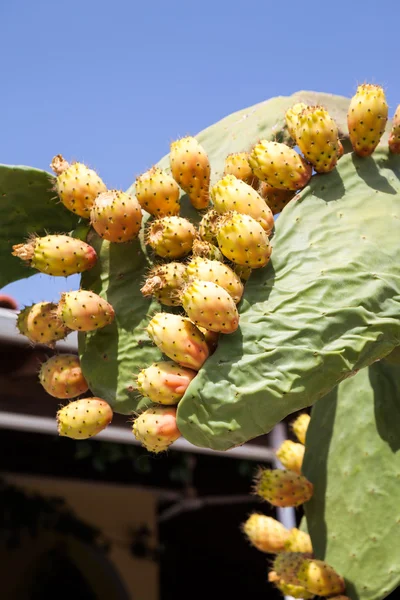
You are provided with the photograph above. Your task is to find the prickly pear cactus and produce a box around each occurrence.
[303,358,400,600]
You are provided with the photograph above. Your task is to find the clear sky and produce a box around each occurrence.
[1,0,399,308]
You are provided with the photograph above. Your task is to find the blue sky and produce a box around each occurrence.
[1,0,399,308]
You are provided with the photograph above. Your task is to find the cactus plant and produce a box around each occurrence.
[2,87,400,600]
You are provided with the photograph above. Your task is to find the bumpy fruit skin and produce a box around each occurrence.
[191,239,224,262]
[51,155,107,219]
[199,209,220,244]
[291,413,310,445]
[132,405,181,453]
[181,279,239,334]
[147,313,209,370]
[216,212,272,269]
[254,468,313,507]
[12,234,97,277]
[285,102,307,141]
[224,152,259,188]
[297,558,345,596]
[273,552,312,587]
[57,398,113,440]
[269,572,315,599]
[233,264,252,281]
[296,106,341,173]
[135,167,180,216]
[90,190,142,243]
[242,514,289,553]
[211,174,274,234]
[185,257,244,304]
[39,354,89,399]
[140,262,186,306]
[284,528,313,554]
[170,136,210,210]
[147,216,195,259]
[198,327,219,354]
[58,290,115,332]
[248,140,312,191]
[136,361,196,405]
[276,440,305,474]
[17,302,70,346]
[347,84,388,157]
[259,183,295,215]
[389,104,400,154]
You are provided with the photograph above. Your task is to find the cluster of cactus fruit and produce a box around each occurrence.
[243,413,348,599]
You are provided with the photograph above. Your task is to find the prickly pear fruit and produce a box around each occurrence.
[233,264,252,281]
[198,327,220,354]
[135,167,180,216]
[254,468,313,507]
[291,413,310,445]
[136,361,196,405]
[57,397,113,440]
[389,104,400,154]
[12,234,97,277]
[211,174,274,234]
[51,155,107,219]
[216,212,272,269]
[140,262,186,306]
[146,216,196,259]
[259,183,296,215]
[248,140,312,190]
[297,558,345,596]
[185,257,244,304]
[181,280,239,334]
[296,106,341,173]
[242,514,289,553]
[276,440,305,474]
[224,152,259,188]
[284,528,313,554]
[147,313,209,370]
[17,302,70,346]
[285,102,307,141]
[132,405,181,453]
[273,552,312,587]
[39,354,88,399]
[199,209,220,244]
[170,136,210,210]
[90,190,142,243]
[269,572,315,599]
[191,238,225,262]
[57,290,115,332]
[347,84,388,157]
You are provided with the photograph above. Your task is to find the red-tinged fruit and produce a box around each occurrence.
[191,238,224,262]
[90,190,142,243]
[132,405,181,453]
[146,216,196,259]
[12,234,97,277]
[181,279,239,334]
[259,183,295,215]
[254,468,313,507]
[57,290,115,332]
[297,558,346,597]
[347,84,388,157]
[389,104,400,154]
[242,514,289,553]
[248,140,312,191]
[276,439,305,474]
[39,354,88,399]
[57,397,113,440]
[17,302,70,346]
[147,313,209,370]
[224,152,259,188]
[185,257,244,304]
[296,106,341,173]
[136,361,196,405]
[51,155,107,219]
[136,167,180,216]
[170,136,210,210]
[140,262,186,307]
[198,327,220,354]
[216,212,272,269]
[211,174,274,234]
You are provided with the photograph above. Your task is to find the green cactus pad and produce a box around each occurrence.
[0,165,79,288]
[177,148,400,450]
[303,360,400,600]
